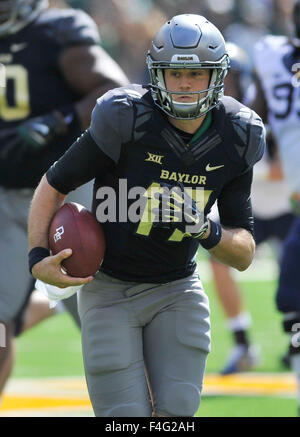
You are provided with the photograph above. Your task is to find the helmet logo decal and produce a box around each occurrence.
[171,54,200,62]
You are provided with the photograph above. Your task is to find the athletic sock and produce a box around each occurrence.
[228,312,252,348]
[233,329,250,348]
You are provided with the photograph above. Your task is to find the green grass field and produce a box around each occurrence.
[5,252,298,417]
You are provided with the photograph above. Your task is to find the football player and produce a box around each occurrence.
[0,0,128,396]
[209,42,295,374]
[28,14,265,417]
[251,0,300,414]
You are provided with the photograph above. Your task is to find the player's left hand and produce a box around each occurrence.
[152,182,209,239]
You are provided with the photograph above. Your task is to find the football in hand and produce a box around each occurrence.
[49,202,105,277]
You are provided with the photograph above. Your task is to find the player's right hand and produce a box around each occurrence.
[17,111,69,150]
[0,111,68,161]
[31,249,94,288]
[152,182,209,239]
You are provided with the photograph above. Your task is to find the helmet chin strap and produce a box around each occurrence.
[174,104,201,119]
[171,88,211,116]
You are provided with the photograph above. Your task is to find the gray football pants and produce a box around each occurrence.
[0,181,93,323]
[78,270,211,417]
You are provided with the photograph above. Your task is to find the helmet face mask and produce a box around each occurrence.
[147,14,229,120]
[147,56,229,119]
[0,0,48,37]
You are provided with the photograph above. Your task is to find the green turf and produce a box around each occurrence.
[14,279,287,377]
[14,282,287,377]
[14,312,84,377]
[197,395,297,417]
[204,279,288,373]
[12,276,297,416]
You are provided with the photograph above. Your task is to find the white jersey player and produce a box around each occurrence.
[209,42,294,375]
[254,34,300,198]
[252,0,300,414]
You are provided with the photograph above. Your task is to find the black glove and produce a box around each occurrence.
[0,110,75,161]
[152,182,209,239]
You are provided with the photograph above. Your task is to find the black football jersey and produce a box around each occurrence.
[0,7,100,188]
[47,85,265,283]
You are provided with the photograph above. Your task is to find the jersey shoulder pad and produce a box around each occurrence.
[253,35,290,80]
[92,84,150,126]
[221,96,266,170]
[37,8,100,48]
[90,85,150,162]
[253,35,288,60]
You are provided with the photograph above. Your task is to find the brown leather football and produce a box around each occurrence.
[49,202,105,277]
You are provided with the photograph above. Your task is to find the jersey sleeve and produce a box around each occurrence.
[46,130,115,194]
[45,8,101,48]
[217,169,254,234]
[89,88,134,163]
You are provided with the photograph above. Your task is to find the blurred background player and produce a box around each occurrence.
[209,41,295,374]
[251,0,300,413]
[0,0,128,396]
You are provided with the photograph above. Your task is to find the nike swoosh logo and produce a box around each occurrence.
[205,163,225,172]
[10,43,28,53]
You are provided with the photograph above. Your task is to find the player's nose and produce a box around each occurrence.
[178,74,192,90]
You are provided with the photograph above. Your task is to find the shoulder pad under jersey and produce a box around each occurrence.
[90,85,152,163]
[220,96,266,171]
[37,8,100,48]
[253,35,289,71]
[254,34,288,55]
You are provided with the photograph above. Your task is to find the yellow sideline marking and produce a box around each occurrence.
[1,396,91,410]
[0,373,297,413]
[204,373,297,396]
